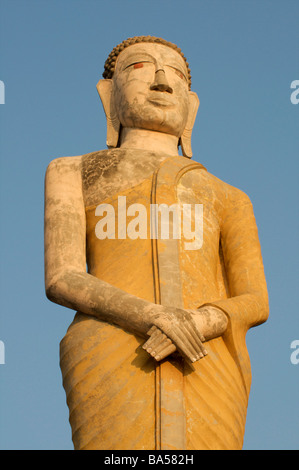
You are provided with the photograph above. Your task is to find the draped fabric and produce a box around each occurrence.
[59,155,268,450]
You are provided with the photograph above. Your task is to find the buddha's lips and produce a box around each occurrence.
[147,92,176,107]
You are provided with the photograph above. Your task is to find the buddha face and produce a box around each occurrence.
[112,43,190,137]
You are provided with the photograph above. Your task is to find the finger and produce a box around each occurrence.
[155,343,177,361]
[145,326,162,344]
[153,336,173,354]
[142,328,165,352]
[146,337,173,358]
[180,324,202,356]
[146,325,157,336]
[184,311,206,344]
[144,324,177,360]
[183,315,206,344]
[143,336,167,354]
[174,323,207,362]
[188,322,206,345]
[169,327,200,363]
[181,323,207,357]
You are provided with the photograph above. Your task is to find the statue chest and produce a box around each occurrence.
[84,162,227,307]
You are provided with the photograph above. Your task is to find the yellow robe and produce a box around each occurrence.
[59,155,269,450]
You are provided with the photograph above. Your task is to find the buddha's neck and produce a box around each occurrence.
[119,127,179,157]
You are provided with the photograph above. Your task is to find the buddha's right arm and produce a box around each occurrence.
[44,157,156,336]
[44,157,205,362]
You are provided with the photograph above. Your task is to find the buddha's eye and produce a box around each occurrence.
[175,69,184,80]
[166,65,187,82]
[124,61,151,71]
[171,67,187,81]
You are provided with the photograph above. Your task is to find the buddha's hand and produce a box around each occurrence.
[142,307,207,363]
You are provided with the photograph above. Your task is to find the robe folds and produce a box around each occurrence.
[59,153,269,450]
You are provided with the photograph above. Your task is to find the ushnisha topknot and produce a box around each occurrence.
[103,35,192,89]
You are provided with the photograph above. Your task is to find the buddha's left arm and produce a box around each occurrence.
[143,191,269,363]
[200,191,269,334]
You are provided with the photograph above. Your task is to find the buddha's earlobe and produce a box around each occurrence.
[96,79,120,148]
[180,91,199,159]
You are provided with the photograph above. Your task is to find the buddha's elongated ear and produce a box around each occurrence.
[180,91,199,159]
[96,79,120,148]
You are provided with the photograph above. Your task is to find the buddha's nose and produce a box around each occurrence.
[150,69,173,94]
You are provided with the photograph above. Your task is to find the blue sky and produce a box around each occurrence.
[0,0,298,450]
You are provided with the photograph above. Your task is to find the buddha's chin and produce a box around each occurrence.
[119,105,186,137]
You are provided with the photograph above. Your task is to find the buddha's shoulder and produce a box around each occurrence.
[169,156,251,204]
[46,149,121,178]
[81,149,123,185]
[202,169,252,205]
[46,154,83,176]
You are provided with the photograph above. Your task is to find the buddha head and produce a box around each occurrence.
[97,36,199,158]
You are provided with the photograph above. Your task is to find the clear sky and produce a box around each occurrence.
[0,0,298,450]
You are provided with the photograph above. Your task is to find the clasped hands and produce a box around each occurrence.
[142,306,209,364]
